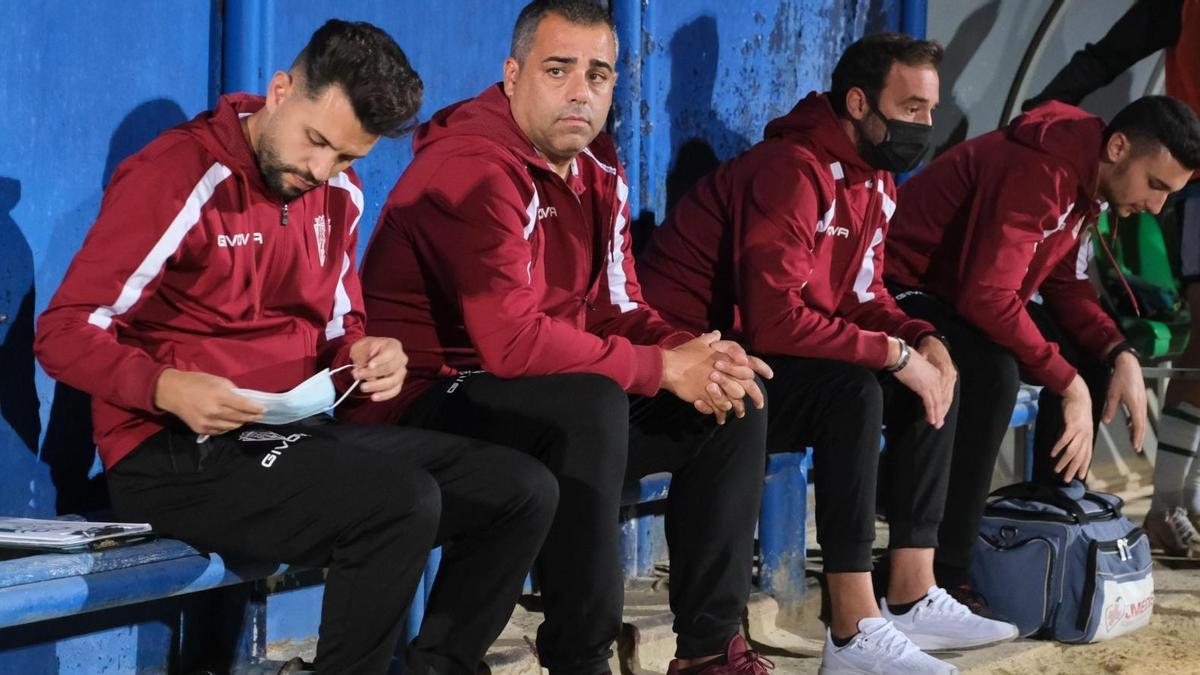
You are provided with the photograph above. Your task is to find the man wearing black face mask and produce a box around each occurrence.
[639,33,1018,668]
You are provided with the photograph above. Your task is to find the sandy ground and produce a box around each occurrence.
[485,489,1200,675]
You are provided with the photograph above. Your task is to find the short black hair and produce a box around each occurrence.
[829,32,943,117]
[510,0,617,63]
[1105,95,1200,170]
[292,19,423,138]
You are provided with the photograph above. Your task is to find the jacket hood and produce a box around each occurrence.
[176,93,265,180]
[1006,101,1104,196]
[764,92,877,179]
[412,83,620,172]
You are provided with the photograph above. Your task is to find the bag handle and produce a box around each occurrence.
[989,482,1091,524]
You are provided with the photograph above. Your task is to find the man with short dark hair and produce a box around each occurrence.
[886,95,1200,594]
[1023,0,1200,559]
[347,1,774,673]
[640,32,1017,674]
[35,19,556,675]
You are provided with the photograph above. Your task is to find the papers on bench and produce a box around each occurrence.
[0,518,153,551]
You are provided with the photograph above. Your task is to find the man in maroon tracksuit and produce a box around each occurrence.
[640,33,1016,672]
[345,2,773,674]
[885,97,1200,600]
[34,20,556,674]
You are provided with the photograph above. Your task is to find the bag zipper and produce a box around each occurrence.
[1075,528,1148,632]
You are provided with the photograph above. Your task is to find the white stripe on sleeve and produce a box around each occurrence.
[853,227,885,303]
[88,162,232,330]
[324,172,365,340]
[605,175,637,313]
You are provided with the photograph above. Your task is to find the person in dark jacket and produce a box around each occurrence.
[1025,0,1200,560]
[34,20,558,675]
[640,33,1017,674]
[348,2,774,673]
[887,95,1200,592]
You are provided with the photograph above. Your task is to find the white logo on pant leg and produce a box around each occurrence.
[238,430,310,468]
[445,370,485,394]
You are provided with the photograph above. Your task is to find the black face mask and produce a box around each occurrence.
[857,106,933,173]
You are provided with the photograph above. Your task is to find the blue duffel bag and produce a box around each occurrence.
[969,481,1154,643]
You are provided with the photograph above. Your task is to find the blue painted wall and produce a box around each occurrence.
[0,0,898,516]
[0,1,221,518]
[612,0,899,232]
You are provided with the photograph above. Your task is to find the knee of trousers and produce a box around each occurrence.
[357,467,443,537]
[539,373,631,472]
[964,348,1020,400]
[691,379,770,467]
[835,364,885,425]
[498,450,561,524]
[556,373,631,422]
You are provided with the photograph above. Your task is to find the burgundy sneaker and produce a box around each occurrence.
[945,583,1011,623]
[666,634,775,675]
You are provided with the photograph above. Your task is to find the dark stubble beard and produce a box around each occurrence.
[256,128,319,202]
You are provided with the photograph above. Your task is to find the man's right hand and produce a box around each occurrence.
[154,368,265,436]
[1051,375,1094,482]
[661,331,757,425]
[891,339,951,428]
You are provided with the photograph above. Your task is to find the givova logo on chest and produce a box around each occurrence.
[217,232,264,247]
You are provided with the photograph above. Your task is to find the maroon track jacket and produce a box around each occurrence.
[36,95,368,467]
[345,84,692,423]
[886,102,1123,393]
[638,92,935,369]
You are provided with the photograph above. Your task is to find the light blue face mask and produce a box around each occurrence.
[197,365,360,443]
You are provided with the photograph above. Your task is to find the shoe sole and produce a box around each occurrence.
[915,631,1019,652]
[818,662,959,675]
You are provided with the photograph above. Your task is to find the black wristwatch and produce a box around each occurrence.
[1104,342,1141,369]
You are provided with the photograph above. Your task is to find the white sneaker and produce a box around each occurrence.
[818,617,958,674]
[1144,507,1200,559]
[882,586,1019,651]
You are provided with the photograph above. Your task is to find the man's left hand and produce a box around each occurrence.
[918,335,957,410]
[349,337,409,402]
[1104,351,1147,452]
[695,339,775,417]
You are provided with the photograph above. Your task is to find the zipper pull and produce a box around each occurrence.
[281,203,289,226]
[1117,538,1129,561]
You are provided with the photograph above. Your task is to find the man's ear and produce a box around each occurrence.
[503,58,520,98]
[845,86,870,122]
[264,70,296,112]
[1105,130,1131,163]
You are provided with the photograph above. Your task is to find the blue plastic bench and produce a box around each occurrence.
[0,536,308,672]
